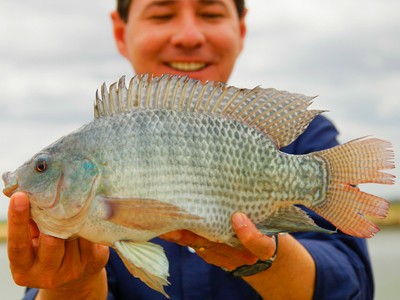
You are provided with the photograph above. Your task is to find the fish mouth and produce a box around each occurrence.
[167,61,207,72]
[2,172,19,197]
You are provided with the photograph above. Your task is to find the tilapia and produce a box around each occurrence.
[2,75,395,297]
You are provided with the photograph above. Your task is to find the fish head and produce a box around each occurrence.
[2,150,99,222]
[3,152,64,209]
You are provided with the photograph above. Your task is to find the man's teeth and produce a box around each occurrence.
[169,62,206,71]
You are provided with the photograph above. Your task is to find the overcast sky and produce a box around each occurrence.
[0,0,399,219]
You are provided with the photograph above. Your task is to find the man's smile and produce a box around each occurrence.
[167,61,207,72]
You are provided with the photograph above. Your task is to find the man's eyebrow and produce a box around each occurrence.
[199,0,227,6]
[146,0,228,7]
[142,0,228,13]
[143,0,177,10]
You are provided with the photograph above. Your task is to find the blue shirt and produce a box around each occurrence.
[24,116,374,299]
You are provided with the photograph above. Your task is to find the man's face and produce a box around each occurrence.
[112,0,246,83]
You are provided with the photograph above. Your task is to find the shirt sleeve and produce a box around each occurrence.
[297,232,373,300]
[22,288,38,300]
[285,115,374,300]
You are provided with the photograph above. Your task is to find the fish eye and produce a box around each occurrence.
[34,155,50,173]
[36,161,47,172]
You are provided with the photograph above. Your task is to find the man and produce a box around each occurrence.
[8,0,373,299]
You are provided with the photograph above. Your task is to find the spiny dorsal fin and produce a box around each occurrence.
[94,74,324,148]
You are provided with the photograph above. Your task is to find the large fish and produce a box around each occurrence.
[2,75,395,297]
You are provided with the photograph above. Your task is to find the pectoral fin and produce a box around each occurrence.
[103,197,202,231]
[257,206,335,235]
[114,241,170,298]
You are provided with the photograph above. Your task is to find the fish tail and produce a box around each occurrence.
[310,137,395,238]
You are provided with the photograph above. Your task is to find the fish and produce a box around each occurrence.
[2,74,395,297]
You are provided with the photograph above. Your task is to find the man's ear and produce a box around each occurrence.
[110,11,129,58]
[238,8,248,52]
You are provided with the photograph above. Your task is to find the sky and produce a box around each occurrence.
[0,0,399,220]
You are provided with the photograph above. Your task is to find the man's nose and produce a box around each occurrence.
[170,15,206,48]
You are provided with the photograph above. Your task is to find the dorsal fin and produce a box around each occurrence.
[94,74,324,148]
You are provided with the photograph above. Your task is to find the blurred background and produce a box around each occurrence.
[0,0,399,299]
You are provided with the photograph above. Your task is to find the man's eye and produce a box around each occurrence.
[149,14,173,21]
[201,13,224,19]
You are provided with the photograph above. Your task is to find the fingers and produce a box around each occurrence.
[7,192,35,271]
[232,212,276,261]
[37,234,66,267]
[76,239,109,278]
[161,230,257,270]
[162,213,277,270]
[29,219,40,247]
[161,230,208,248]
[196,242,258,269]
[7,193,65,287]
[56,238,83,279]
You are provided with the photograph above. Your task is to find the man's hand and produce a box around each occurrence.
[161,212,315,300]
[7,192,109,299]
[161,212,277,271]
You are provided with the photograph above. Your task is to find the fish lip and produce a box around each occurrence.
[3,184,18,197]
[2,172,19,197]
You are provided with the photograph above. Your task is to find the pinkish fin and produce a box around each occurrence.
[95,75,324,148]
[104,197,202,231]
[310,137,395,238]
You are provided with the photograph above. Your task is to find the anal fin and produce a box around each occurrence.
[114,241,170,298]
[257,206,335,235]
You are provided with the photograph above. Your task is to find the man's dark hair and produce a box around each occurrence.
[117,0,246,22]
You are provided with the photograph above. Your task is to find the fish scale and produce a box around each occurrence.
[2,75,394,298]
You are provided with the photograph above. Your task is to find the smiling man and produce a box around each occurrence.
[111,0,246,83]
[8,1,375,299]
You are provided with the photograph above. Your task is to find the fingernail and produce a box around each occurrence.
[13,194,27,212]
[232,212,247,230]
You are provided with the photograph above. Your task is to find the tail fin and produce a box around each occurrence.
[310,137,395,238]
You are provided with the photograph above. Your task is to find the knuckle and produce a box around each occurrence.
[8,242,30,255]
[13,270,58,289]
[11,266,69,290]
[8,216,24,227]
[67,266,85,281]
[238,230,261,245]
[12,273,30,286]
[238,234,252,244]
[8,247,32,267]
[42,277,59,289]
[40,271,67,289]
